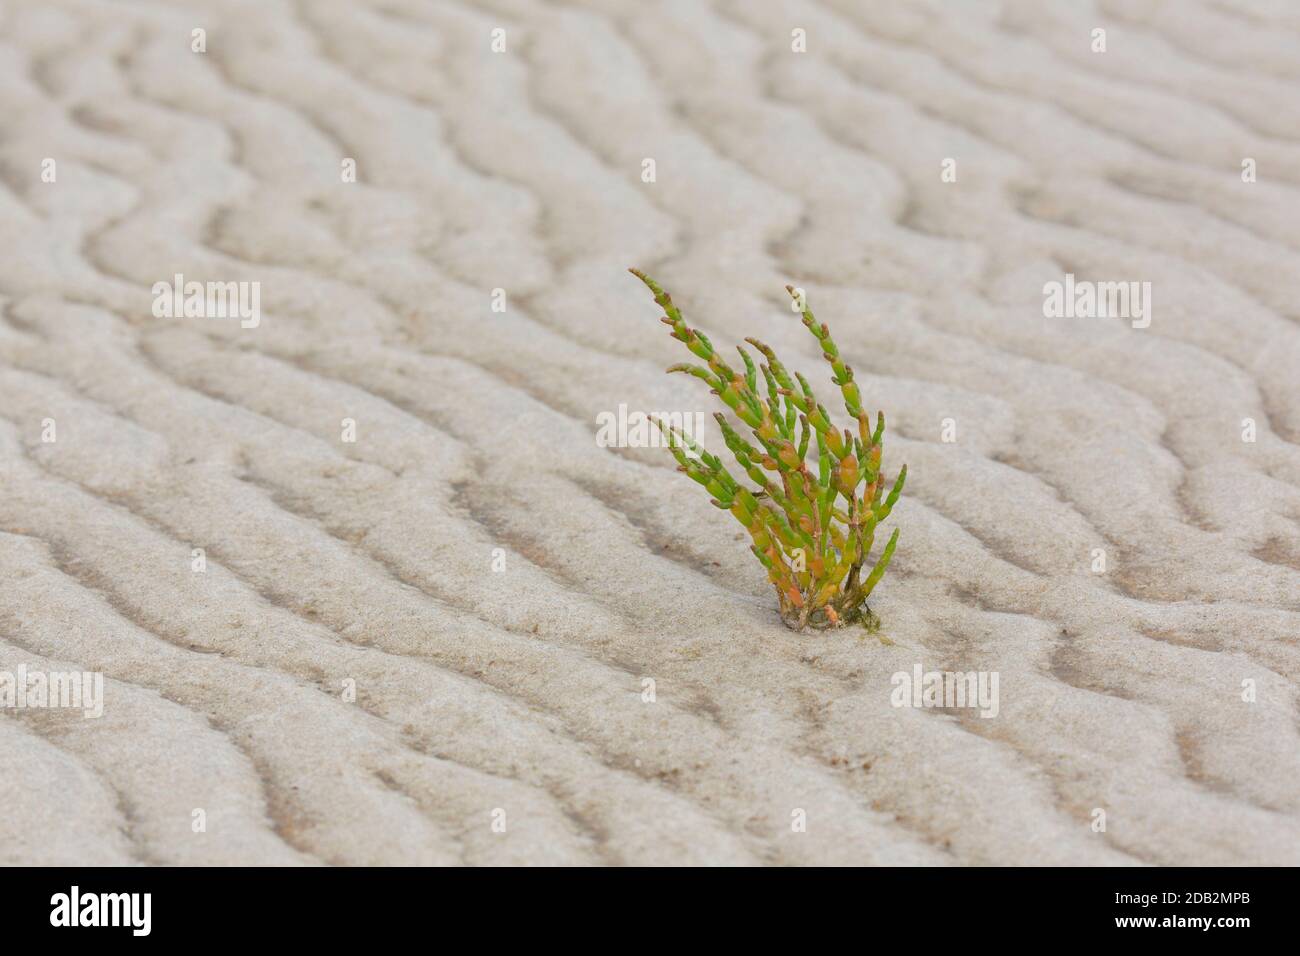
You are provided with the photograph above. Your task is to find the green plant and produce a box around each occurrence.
[630,269,906,632]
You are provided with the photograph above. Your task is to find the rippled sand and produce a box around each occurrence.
[1,0,1298,865]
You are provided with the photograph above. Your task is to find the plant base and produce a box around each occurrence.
[780,603,880,633]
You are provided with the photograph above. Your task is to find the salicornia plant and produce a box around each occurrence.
[630,269,906,632]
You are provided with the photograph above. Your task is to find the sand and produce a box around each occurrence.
[1,0,1298,866]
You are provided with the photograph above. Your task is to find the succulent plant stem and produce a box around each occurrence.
[631,269,907,633]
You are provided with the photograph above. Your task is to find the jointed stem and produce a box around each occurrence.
[631,269,906,632]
